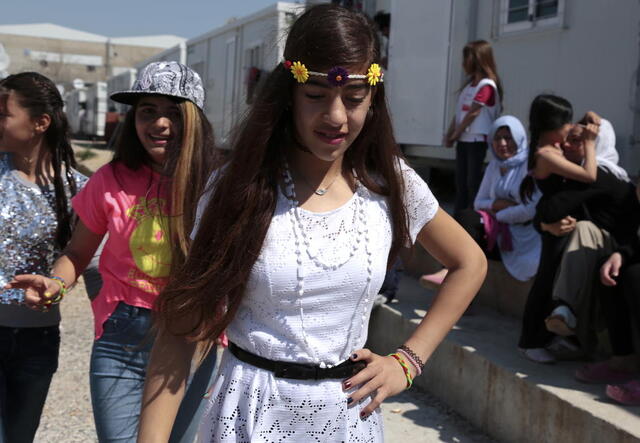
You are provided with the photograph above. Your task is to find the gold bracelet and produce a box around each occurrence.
[47,276,67,305]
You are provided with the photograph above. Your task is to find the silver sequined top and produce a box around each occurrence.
[0,153,87,327]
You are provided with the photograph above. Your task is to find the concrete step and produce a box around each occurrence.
[402,242,530,320]
[367,275,640,443]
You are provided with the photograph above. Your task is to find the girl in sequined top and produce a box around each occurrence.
[138,5,487,442]
[0,72,87,442]
[8,62,219,442]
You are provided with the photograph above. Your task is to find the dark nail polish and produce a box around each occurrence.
[343,381,351,389]
[360,411,367,418]
[352,353,358,359]
[347,397,353,404]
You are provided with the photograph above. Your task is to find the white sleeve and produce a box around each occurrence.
[474,162,497,211]
[400,160,439,244]
[495,187,541,224]
[190,170,220,240]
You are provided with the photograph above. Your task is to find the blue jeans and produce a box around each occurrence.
[90,302,216,443]
[0,325,60,443]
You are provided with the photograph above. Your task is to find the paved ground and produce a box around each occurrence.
[382,390,495,442]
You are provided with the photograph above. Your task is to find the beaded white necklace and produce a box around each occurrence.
[282,163,374,367]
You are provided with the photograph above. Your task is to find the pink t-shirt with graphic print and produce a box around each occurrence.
[72,162,173,338]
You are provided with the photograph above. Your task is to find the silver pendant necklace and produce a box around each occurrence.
[297,167,341,196]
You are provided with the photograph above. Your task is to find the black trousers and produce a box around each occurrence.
[457,208,501,261]
[0,326,59,443]
[602,262,640,356]
[454,141,488,217]
[518,233,570,349]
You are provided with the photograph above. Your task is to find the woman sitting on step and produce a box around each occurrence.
[420,115,541,289]
[534,118,639,362]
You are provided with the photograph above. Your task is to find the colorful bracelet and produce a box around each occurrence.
[388,353,413,389]
[398,345,425,370]
[397,348,422,377]
[46,276,67,305]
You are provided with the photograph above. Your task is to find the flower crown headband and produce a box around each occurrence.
[283,60,384,86]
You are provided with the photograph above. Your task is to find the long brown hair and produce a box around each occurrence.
[110,98,217,268]
[0,72,78,249]
[519,94,573,202]
[157,4,411,340]
[463,40,503,104]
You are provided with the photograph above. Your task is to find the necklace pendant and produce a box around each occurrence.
[314,188,328,196]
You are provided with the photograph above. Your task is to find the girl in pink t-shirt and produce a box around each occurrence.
[9,62,218,441]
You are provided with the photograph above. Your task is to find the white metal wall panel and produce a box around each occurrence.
[106,69,137,113]
[475,0,640,172]
[388,0,453,146]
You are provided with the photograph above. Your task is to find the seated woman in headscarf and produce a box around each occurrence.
[420,116,541,288]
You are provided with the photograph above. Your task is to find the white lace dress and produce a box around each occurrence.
[196,161,438,442]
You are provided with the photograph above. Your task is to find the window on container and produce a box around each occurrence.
[535,0,558,19]
[507,0,529,23]
[500,0,564,34]
[508,0,558,23]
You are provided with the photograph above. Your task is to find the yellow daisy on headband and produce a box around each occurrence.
[366,63,382,86]
[291,61,309,83]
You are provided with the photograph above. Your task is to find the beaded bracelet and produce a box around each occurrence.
[397,348,422,377]
[388,353,413,389]
[398,345,425,370]
[46,276,67,305]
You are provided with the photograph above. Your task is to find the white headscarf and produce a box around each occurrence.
[488,115,528,169]
[595,119,629,182]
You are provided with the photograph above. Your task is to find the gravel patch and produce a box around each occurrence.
[35,278,97,442]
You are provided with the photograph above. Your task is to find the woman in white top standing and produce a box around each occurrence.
[445,40,503,217]
[420,41,502,289]
[138,5,487,442]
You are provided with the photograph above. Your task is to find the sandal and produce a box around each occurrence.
[575,361,636,384]
[606,380,640,406]
[546,336,583,360]
[519,347,556,364]
[545,305,576,337]
[419,269,448,290]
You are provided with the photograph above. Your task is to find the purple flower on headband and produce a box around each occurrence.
[327,66,349,87]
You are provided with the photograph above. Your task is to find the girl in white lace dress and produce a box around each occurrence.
[139,5,487,442]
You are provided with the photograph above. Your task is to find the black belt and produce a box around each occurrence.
[228,342,366,381]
